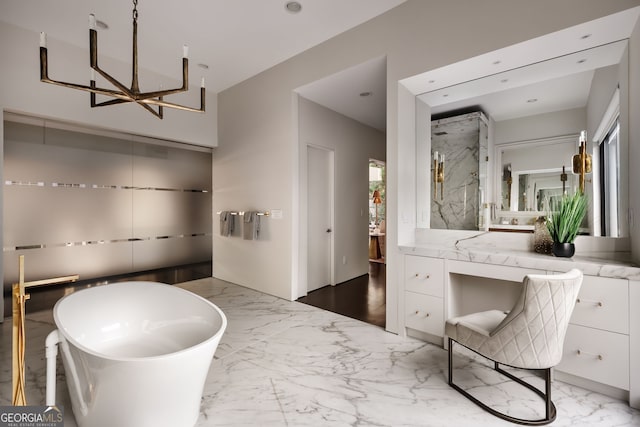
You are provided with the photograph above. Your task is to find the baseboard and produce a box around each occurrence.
[554,370,629,403]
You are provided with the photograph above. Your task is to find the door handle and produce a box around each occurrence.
[326,228,332,233]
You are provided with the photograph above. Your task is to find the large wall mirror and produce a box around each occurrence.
[411,7,639,237]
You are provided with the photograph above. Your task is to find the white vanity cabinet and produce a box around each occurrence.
[400,250,639,408]
[556,275,630,392]
[403,256,445,338]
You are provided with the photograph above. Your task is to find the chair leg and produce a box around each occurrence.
[448,339,557,425]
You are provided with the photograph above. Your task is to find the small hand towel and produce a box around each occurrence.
[220,211,234,236]
[243,211,260,240]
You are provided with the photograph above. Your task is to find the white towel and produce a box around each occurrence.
[243,211,260,240]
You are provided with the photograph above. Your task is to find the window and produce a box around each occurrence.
[599,118,620,237]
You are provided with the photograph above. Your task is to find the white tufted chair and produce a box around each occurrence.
[445,269,583,425]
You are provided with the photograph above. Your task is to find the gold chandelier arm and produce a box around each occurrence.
[42,77,135,101]
[140,87,205,113]
[92,65,137,100]
[136,58,189,100]
[42,46,135,101]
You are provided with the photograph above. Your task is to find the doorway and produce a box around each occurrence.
[307,145,334,292]
[369,160,385,263]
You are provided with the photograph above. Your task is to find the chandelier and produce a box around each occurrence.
[39,0,205,119]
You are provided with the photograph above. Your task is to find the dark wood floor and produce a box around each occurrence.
[297,262,386,328]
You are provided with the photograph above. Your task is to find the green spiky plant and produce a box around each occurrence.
[546,191,587,244]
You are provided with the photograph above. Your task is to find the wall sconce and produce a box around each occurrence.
[372,190,382,224]
[572,130,592,193]
[433,151,445,200]
[560,165,568,195]
[503,164,512,207]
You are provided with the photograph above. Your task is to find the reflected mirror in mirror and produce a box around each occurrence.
[416,37,630,236]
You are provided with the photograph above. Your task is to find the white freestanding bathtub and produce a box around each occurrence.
[46,281,227,427]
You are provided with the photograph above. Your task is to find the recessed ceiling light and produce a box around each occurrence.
[581,34,592,40]
[492,60,501,65]
[500,79,509,83]
[285,1,302,13]
[577,59,587,64]
[197,63,209,70]
[359,91,373,97]
[428,80,436,84]
[442,94,449,98]
[96,19,109,30]
[526,98,538,103]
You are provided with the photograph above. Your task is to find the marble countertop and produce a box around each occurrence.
[400,240,640,281]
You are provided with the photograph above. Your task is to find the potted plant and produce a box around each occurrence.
[546,191,587,257]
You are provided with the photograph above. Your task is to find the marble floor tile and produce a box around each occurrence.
[1,277,638,426]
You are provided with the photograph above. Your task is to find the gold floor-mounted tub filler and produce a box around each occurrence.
[12,255,79,405]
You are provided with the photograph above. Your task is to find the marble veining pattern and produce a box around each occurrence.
[431,113,485,231]
[1,277,639,426]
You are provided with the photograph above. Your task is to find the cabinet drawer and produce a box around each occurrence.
[405,256,444,297]
[556,324,629,390]
[570,276,628,334]
[404,291,444,336]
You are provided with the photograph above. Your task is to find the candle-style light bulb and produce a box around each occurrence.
[440,154,445,163]
[183,45,189,59]
[89,14,96,30]
[90,68,96,81]
[200,77,205,88]
[40,32,47,48]
[433,151,438,161]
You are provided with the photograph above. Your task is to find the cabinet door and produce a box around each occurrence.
[404,291,444,336]
[405,256,444,297]
[570,276,629,334]
[556,324,630,390]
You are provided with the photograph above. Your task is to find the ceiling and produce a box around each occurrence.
[0,0,405,95]
[296,56,387,131]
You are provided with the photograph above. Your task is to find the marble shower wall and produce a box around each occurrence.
[431,112,488,230]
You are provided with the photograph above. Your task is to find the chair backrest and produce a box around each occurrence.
[490,269,583,369]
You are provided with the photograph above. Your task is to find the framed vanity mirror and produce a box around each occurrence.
[413,31,633,237]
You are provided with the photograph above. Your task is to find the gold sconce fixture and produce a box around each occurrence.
[503,164,513,207]
[39,0,205,119]
[560,165,568,195]
[12,256,79,405]
[572,130,592,193]
[433,151,445,200]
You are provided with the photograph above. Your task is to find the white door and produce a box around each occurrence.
[307,146,333,292]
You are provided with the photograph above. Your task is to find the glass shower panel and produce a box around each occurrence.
[4,122,133,185]
[132,190,212,237]
[3,186,132,246]
[132,142,212,191]
[3,116,213,291]
[4,243,133,286]
[132,235,211,272]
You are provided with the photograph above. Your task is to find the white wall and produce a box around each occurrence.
[297,97,385,293]
[216,0,640,329]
